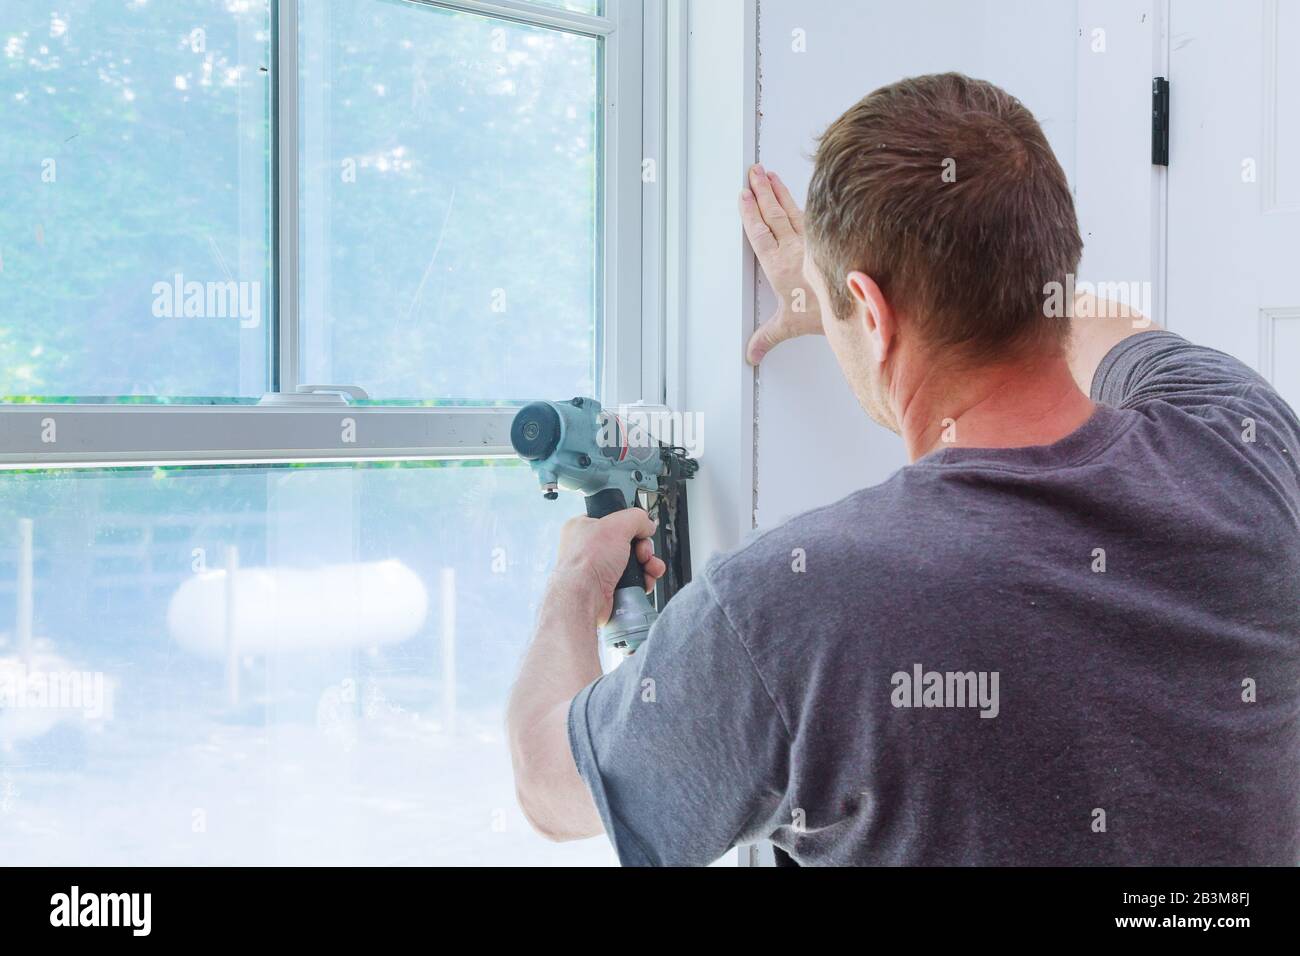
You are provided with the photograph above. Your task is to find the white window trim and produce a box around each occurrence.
[1,0,664,470]
[673,0,757,869]
[675,0,757,566]
[0,404,517,468]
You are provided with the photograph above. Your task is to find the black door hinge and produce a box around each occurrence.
[1152,77,1170,166]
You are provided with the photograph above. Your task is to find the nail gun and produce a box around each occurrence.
[510,398,698,655]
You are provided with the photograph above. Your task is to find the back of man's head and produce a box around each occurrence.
[806,73,1083,362]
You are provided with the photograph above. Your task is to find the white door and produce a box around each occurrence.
[1166,0,1300,410]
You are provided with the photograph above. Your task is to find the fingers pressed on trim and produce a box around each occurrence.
[748,165,793,240]
[767,171,804,234]
[739,190,778,256]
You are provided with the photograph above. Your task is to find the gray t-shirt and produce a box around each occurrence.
[568,331,1300,866]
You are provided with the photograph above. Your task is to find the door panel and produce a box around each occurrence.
[1167,0,1300,410]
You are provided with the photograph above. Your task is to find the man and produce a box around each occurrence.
[506,74,1300,865]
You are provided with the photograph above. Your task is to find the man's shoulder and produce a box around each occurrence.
[700,472,919,621]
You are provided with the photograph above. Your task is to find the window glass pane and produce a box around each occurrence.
[527,0,604,15]
[0,1,273,400]
[298,1,600,402]
[0,461,614,865]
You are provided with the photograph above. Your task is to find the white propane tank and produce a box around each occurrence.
[166,559,428,659]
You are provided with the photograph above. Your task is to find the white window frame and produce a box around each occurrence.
[0,0,667,469]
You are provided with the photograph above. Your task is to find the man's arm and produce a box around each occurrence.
[506,509,664,841]
[1065,294,1160,397]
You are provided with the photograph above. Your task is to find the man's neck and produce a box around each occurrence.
[897,351,1096,462]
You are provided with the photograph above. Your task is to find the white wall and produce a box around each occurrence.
[752,0,1083,526]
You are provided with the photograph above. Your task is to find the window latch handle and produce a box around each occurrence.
[257,384,371,407]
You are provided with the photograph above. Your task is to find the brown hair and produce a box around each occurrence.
[805,73,1082,360]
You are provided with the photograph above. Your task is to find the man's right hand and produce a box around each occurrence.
[739,164,824,365]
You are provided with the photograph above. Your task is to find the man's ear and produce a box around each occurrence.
[845,271,895,362]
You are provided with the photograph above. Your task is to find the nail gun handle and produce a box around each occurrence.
[585,488,648,593]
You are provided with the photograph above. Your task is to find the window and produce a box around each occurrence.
[0,0,272,399]
[0,0,657,446]
[0,0,664,865]
[298,0,601,401]
[0,462,608,865]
